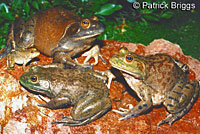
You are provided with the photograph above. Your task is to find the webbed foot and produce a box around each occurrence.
[112,104,136,120]
[156,113,179,129]
[52,116,90,126]
[75,45,107,66]
[52,110,107,126]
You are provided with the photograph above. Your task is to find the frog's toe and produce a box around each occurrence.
[38,103,51,109]
[80,45,99,65]
[79,45,107,66]
[113,108,138,119]
[53,118,90,126]
[156,119,173,129]
[156,120,166,129]
[156,119,168,129]
[52,116,80,125]
[98,53,107,64]
[64,118,90,126]
[113,104,133,113]
[82,53,98,66]
[118,113,137,121]
[156,114,176,129]
[119,107,129,112]
[112,109,128,116]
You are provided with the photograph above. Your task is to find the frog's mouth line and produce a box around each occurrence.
[111,65,142,79]
[72,32,101,41]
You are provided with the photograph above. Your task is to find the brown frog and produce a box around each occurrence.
[4,23,40,71]
[109,47,199,128]
[7,48,40,71]
[0,7,104,66]
[19,65,112,126]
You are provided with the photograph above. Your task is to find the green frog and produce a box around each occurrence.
[0,7,105,66]
[109,47,199,128]
[7,48,40,71]
[19,65,112,126]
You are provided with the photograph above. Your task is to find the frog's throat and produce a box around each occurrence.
[112,65,143,80]
[71,32,101,41]
[20,80,54,98]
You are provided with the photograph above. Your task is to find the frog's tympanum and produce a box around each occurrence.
[7,48,40,71]
[0,7,104,66]
[19,65,112,126]
[109,47,199,128]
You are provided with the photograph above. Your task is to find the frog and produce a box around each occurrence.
[109,47,199,128]
[19,65,112,126]
[0,7,105,66]
[7,48,40,71]
[2,23,40,71]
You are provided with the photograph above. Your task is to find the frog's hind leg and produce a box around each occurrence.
[38,95,70,110]
[158,80,199,128]
[172,58,189,74]
[53,95,112,126]
[112,84,153,120]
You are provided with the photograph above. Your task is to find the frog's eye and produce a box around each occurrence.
[125,55,133,63]
[30,48,37,53]
[81,19,90,29]
[30,75,38,83]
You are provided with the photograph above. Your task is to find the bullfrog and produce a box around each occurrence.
[7,48,40,71]
[109,47,199,128]
[0,7,104,66]
[19,65,112,126]
[4,24,40,71]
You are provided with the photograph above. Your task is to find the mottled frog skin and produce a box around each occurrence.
[0,7,104,66]
[19,65,112,126]
[109,47,199,128]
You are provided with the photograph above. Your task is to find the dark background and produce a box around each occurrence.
[0,0,199,60]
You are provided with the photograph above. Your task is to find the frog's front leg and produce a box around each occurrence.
[53,95,112,126]
[7,53,15,70]
[113,85,153,120]
[38,95,70,110]
[159,80,199,128]
[53,51,77,66]
[75,45,107,66]
[94,70,115,88]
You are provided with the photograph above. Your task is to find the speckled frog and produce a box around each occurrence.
[0,7,104,66]
[19,65,112,126]
[109,47,199,128]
